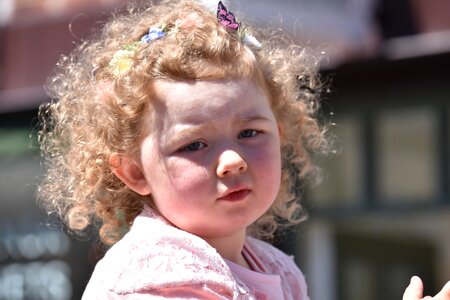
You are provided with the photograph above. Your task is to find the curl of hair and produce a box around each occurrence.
[38,0,329,245]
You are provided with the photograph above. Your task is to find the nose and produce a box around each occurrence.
[216,150,248,177]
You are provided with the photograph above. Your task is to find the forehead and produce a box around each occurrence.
[150,79,271,122]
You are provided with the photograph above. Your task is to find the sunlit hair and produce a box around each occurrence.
[38,0,329,245]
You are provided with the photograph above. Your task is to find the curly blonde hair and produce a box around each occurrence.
[38,0,328,245]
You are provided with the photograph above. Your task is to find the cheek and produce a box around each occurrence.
[250,140,282,188]
[253,138,281,169]
[161,158,212,195]
[152,160,213,224]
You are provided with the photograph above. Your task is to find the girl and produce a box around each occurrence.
[37,0,450,299]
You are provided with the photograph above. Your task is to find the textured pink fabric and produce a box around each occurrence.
[225,258,283,300]
[82,206,309,299]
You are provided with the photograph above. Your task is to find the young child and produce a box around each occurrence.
[37,0,450,299]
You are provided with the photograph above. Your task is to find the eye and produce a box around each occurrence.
[179,141,207,152]
[239,129,258,139]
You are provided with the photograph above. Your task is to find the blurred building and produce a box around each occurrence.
[0,0,449,299]
[281,1,450,300]
[303,52,450,300]
[0,1,122,299]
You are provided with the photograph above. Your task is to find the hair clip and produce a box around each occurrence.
[242,32,262,49]
[216,1,261,49]
[141,26,166,43]
[110,25,166,76]
[109,1,262,77]
[109,45,137,76]
[217,1,239,31]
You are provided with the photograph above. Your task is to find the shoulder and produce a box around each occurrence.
[246,237,310,300]
[83,209,243,298]
[245,237,298,271]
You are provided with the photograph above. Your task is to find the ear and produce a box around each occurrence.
[109,153,151,195]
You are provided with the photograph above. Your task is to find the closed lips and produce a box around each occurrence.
[218,189,250,201]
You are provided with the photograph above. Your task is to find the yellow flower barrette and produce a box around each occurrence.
[108,1,261,77]
[109,45,137,76]
[108,26,167,76]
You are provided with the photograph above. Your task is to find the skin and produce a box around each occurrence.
[109,79,449,297]
[403,277,450,300]
[112,79,281,267]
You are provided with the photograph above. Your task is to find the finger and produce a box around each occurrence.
[403,276,424,300]
[434,280,450,299]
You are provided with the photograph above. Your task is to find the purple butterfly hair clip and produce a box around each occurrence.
[217,1,240,31]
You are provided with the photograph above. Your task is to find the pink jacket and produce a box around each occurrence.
[82,206,309,299]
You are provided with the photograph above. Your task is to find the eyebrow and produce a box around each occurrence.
[169,125,204,141]
[238,115,271,123]
[169,115,271,141]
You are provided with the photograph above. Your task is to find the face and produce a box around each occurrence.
[137,79,281,240]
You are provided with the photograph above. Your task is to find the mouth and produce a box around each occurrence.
[218,188,251,202]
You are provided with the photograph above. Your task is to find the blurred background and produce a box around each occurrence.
[1,0,449,299]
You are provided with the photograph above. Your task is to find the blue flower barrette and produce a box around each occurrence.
[108,2,262,77]
[141,26,166,43]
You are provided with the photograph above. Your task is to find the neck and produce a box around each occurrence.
[203,229,250,269]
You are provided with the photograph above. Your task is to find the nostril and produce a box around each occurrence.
[216,150,248,177]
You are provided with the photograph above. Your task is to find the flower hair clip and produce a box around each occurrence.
[109,25,167,76]
[141,26,167,43]
[108,1,262,77]
[109,44,138,76]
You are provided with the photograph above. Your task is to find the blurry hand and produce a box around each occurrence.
[403,276,450,300]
